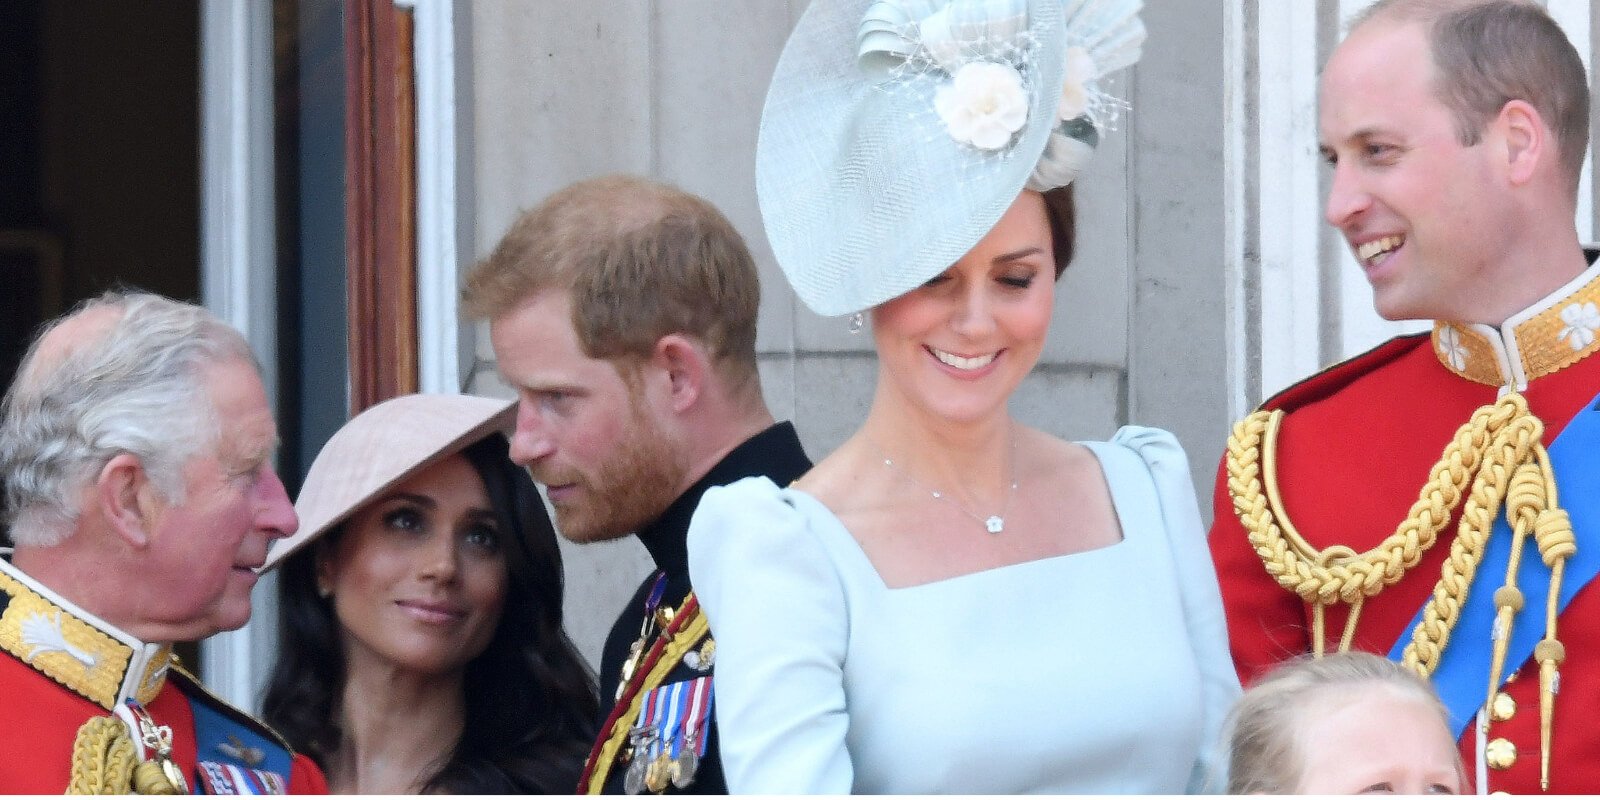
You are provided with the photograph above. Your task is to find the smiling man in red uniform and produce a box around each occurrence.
[0,291,325,794]
[1211,0,1600,793]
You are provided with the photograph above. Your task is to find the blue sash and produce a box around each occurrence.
[187,695,292,794]
[1388,390,1600,735]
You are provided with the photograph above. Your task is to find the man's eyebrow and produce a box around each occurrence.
[509,378,586,395]
[1340,126,1392,144]
[232,436,280,471]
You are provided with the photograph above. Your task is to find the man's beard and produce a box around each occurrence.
[545,406,688,543]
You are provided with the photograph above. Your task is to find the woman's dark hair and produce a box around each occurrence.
[263,433,599,793]
[1043,184,1077,278]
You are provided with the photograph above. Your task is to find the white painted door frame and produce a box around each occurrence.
[198,0,278,713]
[197,0,470,712]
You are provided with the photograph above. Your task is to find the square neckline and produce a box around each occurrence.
[781,439,1144,592]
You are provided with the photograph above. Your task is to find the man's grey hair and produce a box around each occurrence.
[0,291,257,546]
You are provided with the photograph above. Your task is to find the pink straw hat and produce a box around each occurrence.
[262,393,517,571]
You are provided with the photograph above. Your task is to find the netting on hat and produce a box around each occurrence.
[757,0,1066,317]
[758,0,1147,316]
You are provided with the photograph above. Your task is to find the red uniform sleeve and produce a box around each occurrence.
[1207,454,1310,686]
[288,752,329,794]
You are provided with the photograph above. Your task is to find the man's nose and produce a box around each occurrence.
[1324,159,1372,229]
[509,401,555,465]
[256,466,299,540]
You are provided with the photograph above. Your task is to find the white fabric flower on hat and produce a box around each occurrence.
[1058,46,1097,121]
[1437,325,1468,372]
[1557,301,1600,351]
[934,61,1029,151]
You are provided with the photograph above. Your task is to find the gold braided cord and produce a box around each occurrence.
[1229,389,1581,789]
[1339,598,1365,653]
[1226,393,1573,674]
[130,761,178,794]
[1399,410,1540,675]
[67,716,135,794]
[66,715,181,795]
[1227,395,1523,610]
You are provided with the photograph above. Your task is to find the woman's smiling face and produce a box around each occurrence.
[319,452,510,678]
[870,190,1057,424]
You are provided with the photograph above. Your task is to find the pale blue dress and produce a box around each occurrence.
[686,427,1239,794]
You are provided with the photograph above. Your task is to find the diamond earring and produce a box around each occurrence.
[848,312,864,334]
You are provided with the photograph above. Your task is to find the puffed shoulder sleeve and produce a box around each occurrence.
[687,476,854,794]
[1112,426,1241,794]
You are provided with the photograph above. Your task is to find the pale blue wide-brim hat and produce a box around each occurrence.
[758,0,1146,316]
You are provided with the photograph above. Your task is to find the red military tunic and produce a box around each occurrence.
[0,559,326,794]
[1211,261,1600,793]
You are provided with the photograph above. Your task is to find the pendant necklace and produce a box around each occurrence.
[870,429,1018,534]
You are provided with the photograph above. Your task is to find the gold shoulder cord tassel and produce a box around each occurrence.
[1228,392,1576,790]
[1481,447,1574,791]
[1532,478,1575,792]
[67,715,183,795]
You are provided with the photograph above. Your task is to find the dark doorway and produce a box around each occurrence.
[0,2,201,551]
[0,1,201,390]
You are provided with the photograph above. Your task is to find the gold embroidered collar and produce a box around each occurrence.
[0,558,172,710]
[1432,261,1600,389]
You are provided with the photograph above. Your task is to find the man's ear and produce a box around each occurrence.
[1496,99,1546,187]
[97,453,155,548]
[651,334,711,414]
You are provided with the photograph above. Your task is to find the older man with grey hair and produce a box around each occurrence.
[0,290,326,794]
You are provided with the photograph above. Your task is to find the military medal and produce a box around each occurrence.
[618,641,643,698]
[624,720,659,795]
[623,752,647,795]
[128,700,189,794]
[581,592,712,796]
[618,574,670,700]
[673,676,713,788]
[683,638,715,672]
[626,676,716,793]
[645,752,672,793]
[671,746,698,790]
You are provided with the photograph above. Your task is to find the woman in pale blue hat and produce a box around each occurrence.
[687,0,1238,793]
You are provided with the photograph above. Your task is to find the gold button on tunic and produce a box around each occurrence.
[1486,738,1518,771]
